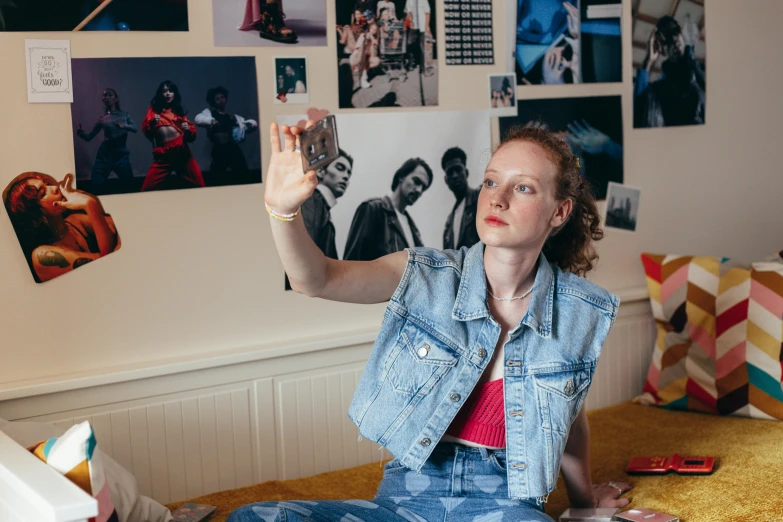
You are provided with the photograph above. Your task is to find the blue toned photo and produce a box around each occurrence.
[513,0,621,85]
[632,0,705,128]
[499,95,623,201]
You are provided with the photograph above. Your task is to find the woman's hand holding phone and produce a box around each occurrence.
[265,121,318,215]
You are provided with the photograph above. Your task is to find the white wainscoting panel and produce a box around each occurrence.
[0,294,655,508]
[24,381,272,505]
[274,363,389,481]
[585,300,656,411]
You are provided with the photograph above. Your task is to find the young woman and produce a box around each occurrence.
[3,172,121,283]
[230,122,633,520]
[140,80,205,191]
[76,88,137,191]
[281,64,307,94]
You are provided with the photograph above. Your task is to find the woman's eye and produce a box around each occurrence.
[483,179,496,187]
[517,185,530,193]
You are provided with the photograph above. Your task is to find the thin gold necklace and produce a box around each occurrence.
[487,284,534,302]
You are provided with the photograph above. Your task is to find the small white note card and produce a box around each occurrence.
[25,39,73,103]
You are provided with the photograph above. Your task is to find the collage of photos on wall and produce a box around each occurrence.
[3,0,707,285]
[335,0,438,108]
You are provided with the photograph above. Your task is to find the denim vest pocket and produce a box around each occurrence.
[534,367,592,490]
[388,326,459,396]
[533,368,592,435]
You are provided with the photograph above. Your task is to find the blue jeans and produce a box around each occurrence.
[226,442,554,521]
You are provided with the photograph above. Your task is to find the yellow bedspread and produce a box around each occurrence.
[168,402,783,521]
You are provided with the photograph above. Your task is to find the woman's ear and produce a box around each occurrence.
[551,198,573,228]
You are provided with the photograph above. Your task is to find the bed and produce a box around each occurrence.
[4,402,782,522]
[163,402,783,522]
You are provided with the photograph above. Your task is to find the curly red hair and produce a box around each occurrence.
[497,124,604,277]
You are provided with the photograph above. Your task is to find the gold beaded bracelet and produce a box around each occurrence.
[265,202,301,222]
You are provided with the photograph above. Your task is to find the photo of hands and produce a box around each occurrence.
[513,0,622,85]
[500,95,623,200]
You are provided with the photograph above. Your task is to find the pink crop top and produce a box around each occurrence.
[445,378,505,448]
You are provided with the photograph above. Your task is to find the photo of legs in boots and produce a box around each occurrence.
[239,0,298,44]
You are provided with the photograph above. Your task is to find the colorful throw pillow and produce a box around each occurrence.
[638,253,783,420]
[29,421,118,522]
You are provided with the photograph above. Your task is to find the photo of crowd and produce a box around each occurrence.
[335,0,438,108]
[70,57,261,195]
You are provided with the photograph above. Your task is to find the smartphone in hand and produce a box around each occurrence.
[299,115,340,173]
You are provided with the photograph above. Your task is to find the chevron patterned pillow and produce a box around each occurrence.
[637,253,783,420]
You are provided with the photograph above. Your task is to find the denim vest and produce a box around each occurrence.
[347,243,620,501]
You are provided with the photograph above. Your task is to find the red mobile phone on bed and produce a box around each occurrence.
[626,454,715,475]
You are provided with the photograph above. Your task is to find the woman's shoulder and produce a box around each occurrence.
[407,247,466,271]
[552,266,620,314]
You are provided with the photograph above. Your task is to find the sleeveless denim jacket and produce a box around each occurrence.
[347,243,620,501]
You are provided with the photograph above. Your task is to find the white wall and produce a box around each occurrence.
[1,0,782,387]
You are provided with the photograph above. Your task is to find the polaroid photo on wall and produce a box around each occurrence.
[604,182,641,233]
[274,57,309,104]
[488,74,516,117]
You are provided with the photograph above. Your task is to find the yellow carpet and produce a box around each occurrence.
[167,402,783,521]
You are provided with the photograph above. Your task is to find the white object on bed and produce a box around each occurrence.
[0,418,173,522]
[0,428,97,522]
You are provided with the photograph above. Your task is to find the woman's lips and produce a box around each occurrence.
[484,216,508,226]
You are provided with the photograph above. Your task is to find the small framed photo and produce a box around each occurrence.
[274,57,309,104]
[488,73,516,116]
[604,182,641,233]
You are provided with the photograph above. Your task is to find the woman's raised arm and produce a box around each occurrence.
[265,122,407,304]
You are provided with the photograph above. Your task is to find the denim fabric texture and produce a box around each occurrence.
[226,441,555,521]
[347,242,619,501]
